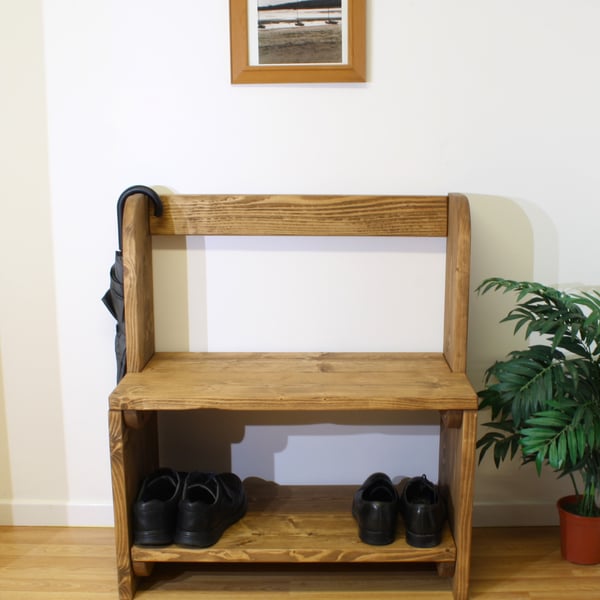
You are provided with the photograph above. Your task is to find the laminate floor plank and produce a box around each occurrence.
[1,526,600,599]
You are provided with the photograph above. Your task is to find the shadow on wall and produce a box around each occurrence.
[151,185,192,353]
[152,236,190,350]
[0,351,13,522]
[467,194,538,388]
[158,410,441,482]
[466,194,571,526]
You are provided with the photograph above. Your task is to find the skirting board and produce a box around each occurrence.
[473,502,560,527]
[0,500,114,527]
[1,500,558,528]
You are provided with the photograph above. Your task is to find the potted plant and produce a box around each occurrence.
[476,277,600,564]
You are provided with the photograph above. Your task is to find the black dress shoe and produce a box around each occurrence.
[399,474,446,548]
[133,468,183,545]
[352,472,399,545]
[174,472,247,547]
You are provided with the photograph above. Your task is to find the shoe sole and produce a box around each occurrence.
[352,504,397,546]
[405,529,442,547]
[358,527,396,546]
[174,498,248,548]
[133,529,174,546]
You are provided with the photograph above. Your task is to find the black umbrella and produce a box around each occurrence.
[102,185,163,382]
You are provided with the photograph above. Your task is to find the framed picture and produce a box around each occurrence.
[230,0,366,84]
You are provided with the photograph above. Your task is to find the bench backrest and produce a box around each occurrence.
[121,194,471,374]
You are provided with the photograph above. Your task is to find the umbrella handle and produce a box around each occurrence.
[117,185,163,251]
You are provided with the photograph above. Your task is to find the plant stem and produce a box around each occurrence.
[569,472,580,498]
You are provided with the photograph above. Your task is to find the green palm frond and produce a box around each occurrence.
[476,278,600,517]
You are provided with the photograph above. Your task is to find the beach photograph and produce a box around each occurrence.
[257,0,344,65]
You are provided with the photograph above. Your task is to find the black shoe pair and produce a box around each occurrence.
[352,472,445,547]
[133,468,247,547]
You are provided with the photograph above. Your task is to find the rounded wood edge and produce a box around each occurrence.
[133,561,155,577]
[437,561,456,578]
[124,410,152,429]
[441,411,464,429]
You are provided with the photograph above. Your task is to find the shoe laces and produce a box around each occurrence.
[186,472,219,504]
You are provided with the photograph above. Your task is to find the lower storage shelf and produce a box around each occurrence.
[131,479,456,566]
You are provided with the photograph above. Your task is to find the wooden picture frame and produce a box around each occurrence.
[230,0,366,84]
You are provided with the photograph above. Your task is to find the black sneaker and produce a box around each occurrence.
[174,472,247,547]
[133,468,183,545]
[351,472,399,545]
[399,474,446,547]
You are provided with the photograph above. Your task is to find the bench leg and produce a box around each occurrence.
[439,409,477,600]
[109,409,158,600]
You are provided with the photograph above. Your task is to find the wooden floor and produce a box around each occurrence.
[1,526,599,599]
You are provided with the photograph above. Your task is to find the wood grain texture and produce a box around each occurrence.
[122,195,155,373]
[109,410,159,600]
[131,480,455,565]
[439,410,477,600]
[2,526,600,598]
[149,195,449,237]
[109,352,478,412]
[109,410,137,600]
[443,194,471,373]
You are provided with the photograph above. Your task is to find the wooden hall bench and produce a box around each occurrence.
[108,192,477,600]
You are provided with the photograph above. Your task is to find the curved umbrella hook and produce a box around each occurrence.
[117,185,163,251]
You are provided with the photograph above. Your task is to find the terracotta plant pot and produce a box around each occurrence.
[557,495,600,565]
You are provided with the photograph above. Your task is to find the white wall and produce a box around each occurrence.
[0,1,68,524]
[1,0,600,526]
